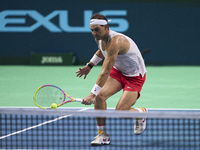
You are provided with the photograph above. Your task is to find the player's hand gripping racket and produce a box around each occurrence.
[34,85,90,109]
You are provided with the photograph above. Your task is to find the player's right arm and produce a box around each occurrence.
[75,49,104,79]
[89,38,104,66]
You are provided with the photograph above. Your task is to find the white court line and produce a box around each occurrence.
[0,108,89,140]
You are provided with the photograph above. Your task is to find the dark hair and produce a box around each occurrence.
[91,13,108,22]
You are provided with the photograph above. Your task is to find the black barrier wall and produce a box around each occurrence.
[0,0,200,65]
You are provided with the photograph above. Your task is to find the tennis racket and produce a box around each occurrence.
[34,85,88,109]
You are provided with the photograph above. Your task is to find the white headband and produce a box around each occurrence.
[90,19,111,25]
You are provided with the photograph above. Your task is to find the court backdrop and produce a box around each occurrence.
[0,0,200,65]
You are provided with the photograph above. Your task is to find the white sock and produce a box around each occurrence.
[97,125,107,135]
[137,108,144,113]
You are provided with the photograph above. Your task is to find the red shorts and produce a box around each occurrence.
[109,67,146,99]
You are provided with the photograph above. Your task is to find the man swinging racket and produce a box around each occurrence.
[76,13,147,146]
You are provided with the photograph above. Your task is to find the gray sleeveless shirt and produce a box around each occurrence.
[98,30,146,77]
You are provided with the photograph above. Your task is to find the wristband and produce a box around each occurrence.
[86,63,93,69]
[91,84,102,96]
[90,54,102,65]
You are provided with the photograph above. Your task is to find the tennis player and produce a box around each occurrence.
[76,13,147,146]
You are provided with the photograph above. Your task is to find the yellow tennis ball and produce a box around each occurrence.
[51,103,57,109]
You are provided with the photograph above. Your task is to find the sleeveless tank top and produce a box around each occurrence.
[98,30,146,77]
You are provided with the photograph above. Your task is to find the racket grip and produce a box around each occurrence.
[74,98,94,104]
[74,98,83,102]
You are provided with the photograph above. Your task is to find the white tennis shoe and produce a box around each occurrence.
[134,107,148,135]
[91,130,110,146]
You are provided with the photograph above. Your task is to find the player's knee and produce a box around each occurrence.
[96,93,106,103]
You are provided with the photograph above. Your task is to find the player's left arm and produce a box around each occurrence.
[82,36,121,105]
[96,41,119,87]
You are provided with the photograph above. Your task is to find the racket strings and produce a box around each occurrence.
[35,86,64,107]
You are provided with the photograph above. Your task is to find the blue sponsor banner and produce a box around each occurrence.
[0,1,200,65]
[0,10,128,33]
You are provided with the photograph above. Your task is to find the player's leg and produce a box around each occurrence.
[115,90,138,111]
[91,76,122,146]
[115,90,147,135]
[95,76,123,124]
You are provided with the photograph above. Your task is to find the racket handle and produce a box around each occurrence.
[74,98,94,104]
[74,98,83,102]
